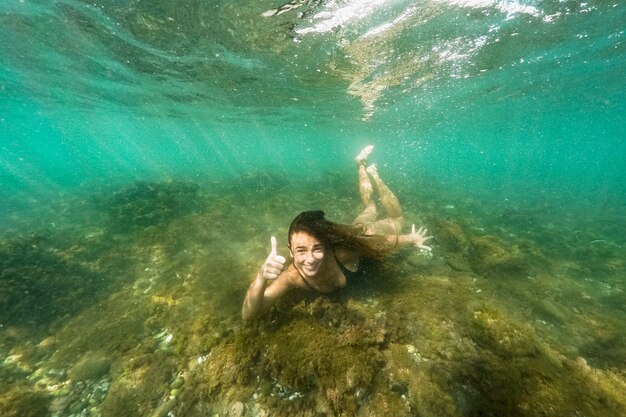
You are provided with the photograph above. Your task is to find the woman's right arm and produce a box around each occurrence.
[242,272,267,320]
[241,236,289,320]
[241,270,291,320]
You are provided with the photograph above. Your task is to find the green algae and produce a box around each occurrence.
[0,176,625,417]
[468,235,527,276]
[102,180,204,232]
[0,386,50,417]
[68,351,112,382]
[101,350,177,417]
[427,215,536,277]
[0,233,112,328]
[579,334,626,370]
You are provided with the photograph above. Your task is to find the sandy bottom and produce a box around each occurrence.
[0,170,624,417]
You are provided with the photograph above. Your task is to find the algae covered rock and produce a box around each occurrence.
[468,235,527,276]
[68,351,112,381]
[0,234,108,326]
[427,216,474,272]
[101,350,176,417]
[428,217,470,253]
[0,387,50,417]
[104,180,203,231]
[199,297,395,416]
[384,343,458,417]
[428,216,530,277]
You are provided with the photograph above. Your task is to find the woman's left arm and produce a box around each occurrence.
[386,224,433,251]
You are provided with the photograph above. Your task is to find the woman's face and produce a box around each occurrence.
[289,231,326,279]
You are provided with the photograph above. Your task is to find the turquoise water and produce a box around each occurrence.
[1,1,625,416]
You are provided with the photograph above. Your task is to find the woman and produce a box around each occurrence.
[242,146,432,320]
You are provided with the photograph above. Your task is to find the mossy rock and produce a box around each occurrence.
[199,297,393,416]
[384,343,458,417]
[101,350,176,417]
[428,217,471,253]
[0,234,108,326]
[68,351,112,381]
[469,306,541,358]
[48,291,152,367]
[0,387,50,417]
[468,235,527,276]
[578,334,626,370]
[103,180,203,231]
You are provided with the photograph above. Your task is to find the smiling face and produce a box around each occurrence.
[289,231,326,279]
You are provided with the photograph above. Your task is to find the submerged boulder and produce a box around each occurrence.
[68,351,112,382]
[103,180,203,231]
[0,387,50,417]
[0,234,107,326]
[428,217,470,254]
[468,235,527,276]
[428,216,527,277]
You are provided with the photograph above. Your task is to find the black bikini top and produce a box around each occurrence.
[299,250,358,293]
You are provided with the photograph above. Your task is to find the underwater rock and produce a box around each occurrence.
[428,216,533,277]
[68,351,112,382]
[443,252,472,272]
[470,307,541,358]
[0,234,109,326]
[456,306,626,417]
[101,377,142,417]
[101,350,176,417]
[427,217,470,253]
[532,299,568,325]
[0,387,50,417]
[103,180,203,231]
[230,401,245,417]
[426,216,477,273]
[468,235,527,276]
[198,297,393,416]
[499,207,539,228]
[578,334,626,369]
[384,343,457,417]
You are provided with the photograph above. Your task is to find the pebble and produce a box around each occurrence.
[230,402,245,417]
[46,368,67,378]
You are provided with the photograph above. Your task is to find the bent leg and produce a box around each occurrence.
[365,164,404,234]
[363,217,403,236]
[352,146,378,225]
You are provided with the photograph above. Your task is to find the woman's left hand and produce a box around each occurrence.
[408,224,433,251]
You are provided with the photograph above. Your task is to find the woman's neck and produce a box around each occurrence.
[297,251,345,292]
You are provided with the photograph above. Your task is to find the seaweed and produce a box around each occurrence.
[579,334,626,370]
[0,234,110,327]
[0,176,625,417]
[0,386,50,417]
[102,180,203,232]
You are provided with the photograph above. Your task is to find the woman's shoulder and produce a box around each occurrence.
[264,265,300,298]
[273,264,300,287]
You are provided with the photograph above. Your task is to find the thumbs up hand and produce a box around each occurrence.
[261,236,286,280]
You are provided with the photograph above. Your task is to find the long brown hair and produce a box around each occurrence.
[287,211,394,260]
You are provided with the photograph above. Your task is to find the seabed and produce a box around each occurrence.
[1,172,624,417]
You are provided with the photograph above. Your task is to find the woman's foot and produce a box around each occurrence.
[355,145,374,164]
[366,163,379,178]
